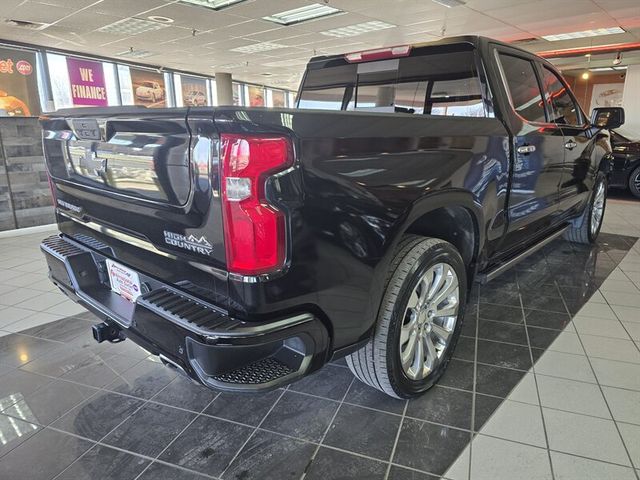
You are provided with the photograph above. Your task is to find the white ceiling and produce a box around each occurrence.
[0,0,638,90]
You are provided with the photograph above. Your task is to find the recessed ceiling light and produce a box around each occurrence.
[230,42,287,54]
[320,21,396,38]
[263,3,343,26]
[179,0,247,10]
[116,49,155,59]
[147,15,174,24]
[99,17,169,35]
[542,27,625,42]
[432,0,466,7]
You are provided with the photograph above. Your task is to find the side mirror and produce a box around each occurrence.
[591,107,625,129]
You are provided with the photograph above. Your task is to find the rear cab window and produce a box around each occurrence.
[297,44,491,118]
[496,53,547,124]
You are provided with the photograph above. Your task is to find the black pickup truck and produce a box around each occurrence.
[40,36,624,399]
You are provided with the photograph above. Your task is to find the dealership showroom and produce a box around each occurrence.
[3,0,640,479]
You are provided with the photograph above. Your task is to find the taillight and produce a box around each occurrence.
[220,134,293,275]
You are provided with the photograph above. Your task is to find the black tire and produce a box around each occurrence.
[346,235,467,399]
[565,172,607,245]
[628,166,640,199]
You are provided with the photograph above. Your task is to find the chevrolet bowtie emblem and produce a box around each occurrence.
[80,149,107,177]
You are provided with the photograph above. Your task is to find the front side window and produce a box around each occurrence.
[298,45,487,117]
[498,53,546,123]
[540,66,582,126]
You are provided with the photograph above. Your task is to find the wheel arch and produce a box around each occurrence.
[393,190,485,286]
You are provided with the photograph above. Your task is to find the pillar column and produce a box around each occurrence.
[215,72,234,106]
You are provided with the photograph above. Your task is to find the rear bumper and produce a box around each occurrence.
[40,234,330,392]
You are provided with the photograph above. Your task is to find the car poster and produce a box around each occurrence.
[271,90,286,107]
[181,75,207,107]
[590,83,625,111]
[130,67,166,108]
[66,57,108,107]
[248,85,265,107]
[0,46,40,116]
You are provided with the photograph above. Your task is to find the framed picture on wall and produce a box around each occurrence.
[129,68,166,107]
[0,46,40,116]
[590,83,624,111]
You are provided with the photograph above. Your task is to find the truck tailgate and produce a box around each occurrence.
[41,107,228,302]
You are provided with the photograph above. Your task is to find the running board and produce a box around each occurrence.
[476,225,569,284]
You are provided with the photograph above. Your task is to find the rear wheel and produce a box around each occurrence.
[628,166,640,199]
[565,173,607,244]
[346,236,467,399]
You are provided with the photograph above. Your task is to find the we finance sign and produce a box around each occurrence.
[66,58,108,107]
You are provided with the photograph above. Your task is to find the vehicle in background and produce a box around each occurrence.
[40,36,624,399]
[184,90,206,107]
[135,81,165,103]
[608,130,640,198]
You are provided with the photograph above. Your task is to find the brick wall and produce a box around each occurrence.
[0,117,55,231]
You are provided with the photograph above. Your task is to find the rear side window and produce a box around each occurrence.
[540,66,582,126]
[298,46,488,117]
[497,53,546,123]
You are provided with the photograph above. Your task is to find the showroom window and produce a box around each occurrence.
[540,66,583,126]
[47,53,120,110]
[209,79,217,106]
[232,82,243,105]
[497,53,547,124]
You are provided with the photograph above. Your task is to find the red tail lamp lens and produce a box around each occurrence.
[220,134,293,275]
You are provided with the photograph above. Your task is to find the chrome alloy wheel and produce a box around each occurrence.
[399,263,460,380]
[590,180,606,237]
[634,172,640,192]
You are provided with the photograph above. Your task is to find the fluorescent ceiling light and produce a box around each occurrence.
[589,66,627,72]
[320,21,396,38]
[542,27,625,42]
[116,49,155,59]
[263,58,310,68]
[99,17,168,35]
[432,0,466,7]
[179,0,246,10]
[230,42,287,54]
[263,3,343,26]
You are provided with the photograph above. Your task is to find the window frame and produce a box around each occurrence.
[538,63,587,128]
[494,49,550,126]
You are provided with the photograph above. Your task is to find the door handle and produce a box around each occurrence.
[517,145,536,155]
[564,140,578,150]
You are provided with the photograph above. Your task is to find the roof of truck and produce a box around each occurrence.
[306,35,521,67]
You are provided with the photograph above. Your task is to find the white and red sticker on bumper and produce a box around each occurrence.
[106,259,141,302]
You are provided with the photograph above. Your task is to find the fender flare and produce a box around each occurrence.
[364,189,486,337]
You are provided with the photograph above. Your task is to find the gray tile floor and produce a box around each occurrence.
[0,193,638,480]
